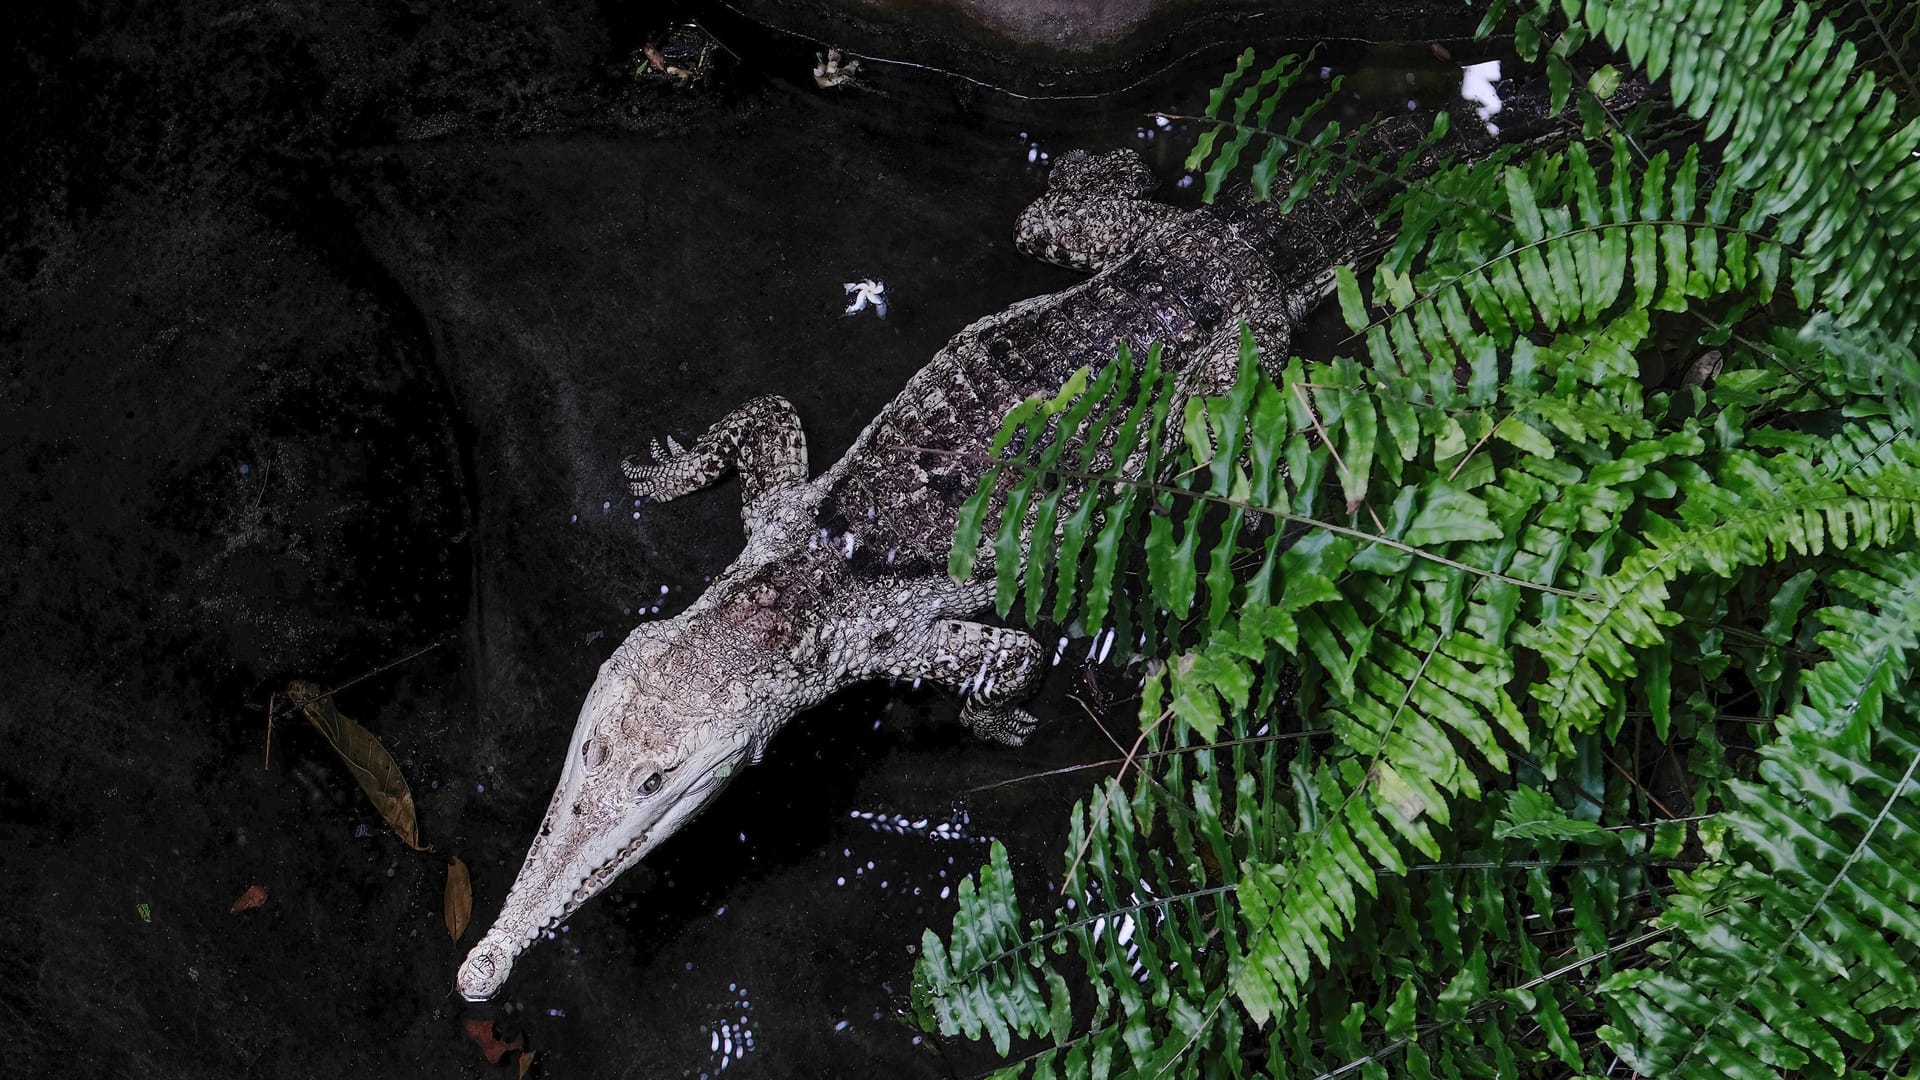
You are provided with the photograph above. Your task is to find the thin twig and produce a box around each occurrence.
[262,691,277,770]
[1290,381,1386,533]
[1602,750,1680,820]
[1059,706,1166,897]
[967,728,1331,793]
[1448,414,1510,482]
[1069,692,1130,757]
[307,640,446,706]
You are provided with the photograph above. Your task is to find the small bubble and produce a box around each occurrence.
[603,501,611,510]
[238,463,251,475]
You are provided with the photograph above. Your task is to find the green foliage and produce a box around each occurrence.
[916,1,1920,1076]
[1603,548,1920,1077]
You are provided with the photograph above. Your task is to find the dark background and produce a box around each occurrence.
[0,1,1484,1074]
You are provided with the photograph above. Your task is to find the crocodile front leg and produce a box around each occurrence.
[1016,149,1184,272]
[623,394,809,539]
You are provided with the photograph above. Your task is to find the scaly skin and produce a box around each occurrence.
[455,131,1453,1001]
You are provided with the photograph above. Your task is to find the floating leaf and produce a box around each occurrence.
[229,885,269,913]
[287,680,427,851]
[137,902,151,924]
[463,1019,524,1064]
[516,1051,534,1078]
[445,857,472,941]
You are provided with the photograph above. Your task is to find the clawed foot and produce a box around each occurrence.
[621,435,690,500]
[962,704,1040,746]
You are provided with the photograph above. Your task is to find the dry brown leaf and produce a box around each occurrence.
[463,1018,523,1064]
[229,885,269,913]
[445,857,472,941]
[287,680,427,851]
[516,1051,534,1078]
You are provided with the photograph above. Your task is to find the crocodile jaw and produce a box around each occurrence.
[455,631,755,1002]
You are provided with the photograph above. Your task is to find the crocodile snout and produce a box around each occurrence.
[456,936,513,1002]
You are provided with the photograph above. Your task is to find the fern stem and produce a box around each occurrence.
[1014,459,1597,599]
[1336,218,1768,349]
[954,883,1237,981]
[1309,918,1690,1080]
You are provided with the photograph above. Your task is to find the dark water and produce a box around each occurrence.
[1,7,1497,1075]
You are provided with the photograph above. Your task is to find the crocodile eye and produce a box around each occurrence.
[638,772,664,798]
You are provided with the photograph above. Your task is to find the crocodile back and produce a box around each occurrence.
[815,216,1289,578]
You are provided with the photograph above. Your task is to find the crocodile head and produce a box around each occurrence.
[455,620,762,1001]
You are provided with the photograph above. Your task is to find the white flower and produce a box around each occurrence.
[843,279,888,319]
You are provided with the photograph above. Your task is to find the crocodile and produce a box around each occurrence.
[454,109,1514,1001]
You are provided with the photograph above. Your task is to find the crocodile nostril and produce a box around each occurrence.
[455,944,509,1002]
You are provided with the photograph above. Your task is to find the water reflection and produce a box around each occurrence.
[696,982,757,1076]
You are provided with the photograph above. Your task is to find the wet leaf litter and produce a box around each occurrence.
[275,676,518,1064]
[287,680,428,850]
[446,857,472,941]
[464,1019,524,1063]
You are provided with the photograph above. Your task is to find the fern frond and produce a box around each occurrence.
[1826,0,1920,119]
[1533,454,1920,750]
[1600,549,1920,1075]
[921,2,1920,1069]
[1529,0,1920,342]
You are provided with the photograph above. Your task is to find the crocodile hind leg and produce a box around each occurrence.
[928,620,1046,745]
[623,395,809,539]
[858,615,1045,745]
